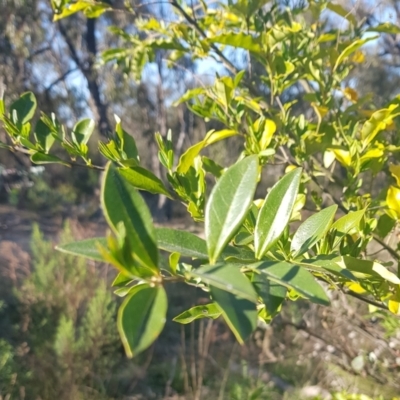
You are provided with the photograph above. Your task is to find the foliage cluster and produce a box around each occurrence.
[1,0,400,394]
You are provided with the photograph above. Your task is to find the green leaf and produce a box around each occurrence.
[330,209,365,247]
[112,272,133,287]
[56,237,107,262]
[156,227,208,259]
[115,118,140,162]
[291,205,338,257]
[299,256,357,281]
[30,152,70,166]
[252,273,286,316]
[338,256,400,284]
[255,168,302,258]
[118,166,172,197]
[209,33,261,53]
[367,23,400,34]
[205,155,259,264]
[333,37,377,71]
[156,227,255,261]
[71,118,95,145]
[177,130,236,174]
[190,263,258,303]
[173,303,221,324]
[252,261,330,306]
[10,92,37,125]
[211,286,257,344]
[375,214,395,238]
[101,163,159,271]
[118,284,167,358]
[34,119,55,152]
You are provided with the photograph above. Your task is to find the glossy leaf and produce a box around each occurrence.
[31,152,70,166]
[205,155,258,264]
[299,256,357,281]
[190,263,258,303]
[330,209,365,247]
[71,118,95,145]
[56,237,107,262]
[291,205,337,257]
[10,92,37,125]
[118,284,167,358]
[118,166,172,197]
[101,163,159,271]
[173,303,221,324]
[339,256,400,284]
[252,261,330,306]
[34,119,55,152]
[255,168,302,258]
[211,286,257,344]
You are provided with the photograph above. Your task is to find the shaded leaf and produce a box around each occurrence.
[10,92,37,125]
[252,261,330,306]
[31,152,70,166]
[211,286,257,344]
[118,284,167,358]
[173,303,221,324]
[101,163,159,271]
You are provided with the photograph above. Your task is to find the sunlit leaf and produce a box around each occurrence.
[255,168,302,258]
[291,205,337,257]
[205,155,258,264]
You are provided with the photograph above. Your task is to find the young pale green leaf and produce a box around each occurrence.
[291,205,338,257]
[173,303,221,324]
[71,118,95,145]
[10,92,37,125]
[252,273,287,316]
[211,287,257,344]
[333,37,377,71]
[118,166,172,198]
[366,22,400,34]
[118,284,167,358]
[299,256,357,281]
[101,163,159,271]
[205,155,259,264]
[255,168,302,259]
[338,256,400,284]
[209,33,261,53]
[252,261,330,306]
[330,209,365,247]
[56,237,107,262]
[190,263,258,303]
[31,152,70,167]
